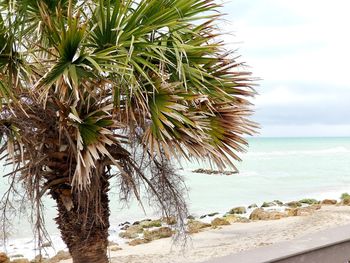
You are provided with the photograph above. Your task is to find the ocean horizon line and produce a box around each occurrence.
[247,136,350,139]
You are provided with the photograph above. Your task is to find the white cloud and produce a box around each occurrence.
[254,86,332,107]
[221,1,350,85]
[220,1,350,136]
[248,49,350,86]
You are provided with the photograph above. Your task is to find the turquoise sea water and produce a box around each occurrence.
[183,137,350,214]
[1,137,350,241]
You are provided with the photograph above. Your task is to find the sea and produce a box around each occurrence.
[1,137,350,258]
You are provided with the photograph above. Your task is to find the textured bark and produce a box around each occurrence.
[50,171,110,263]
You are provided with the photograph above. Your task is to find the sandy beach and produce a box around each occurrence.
[53,205,350,263]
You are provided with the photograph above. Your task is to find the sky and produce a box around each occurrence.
[221,0,350,137]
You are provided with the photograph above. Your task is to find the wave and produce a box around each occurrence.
[246,147,350,157]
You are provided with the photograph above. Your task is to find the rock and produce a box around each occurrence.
[143,227,173,241]
[187,215,195,220]
[223,214,238,223]
[340,193,350,205]
[286,204,321,217]
[41,242,52,248]
[269,212,286,220]
[187,220,211,234]
[0,253,9,263]
[286,208,297,217]
[249,208,287,220]
[224,215,250,223]
[118,221,130,226]
[228,206,246,214]
[119,231,138,239]
[192,168,214,174]
[128,238,149,246]
[222,171,238,175]
[248,204,258,209]
[261,202,275,208]
[321,199,337,205]
[162,216,177,225]
[211,218,230,227]
[236,217,251,223]
[201,212,220,218]
[340,198,350,206]
[132,221,140,225]
[287,208,308,217]
[285,201,302,208]
[207,212,219,217]
[273,200,284,206]
[120,225,129,230]
[108,241,118,246]
[119,225,143,239]
[192,169,237,175]
[299,198,319,205]
[312,204,322,210]
[290,207,315,217]
[11,259,29,263]
[109,245,122,251]
[50,250,71,263]
[140,219,162,228]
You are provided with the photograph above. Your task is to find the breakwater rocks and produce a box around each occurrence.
[192,169,238,175]
[116,193,350,248]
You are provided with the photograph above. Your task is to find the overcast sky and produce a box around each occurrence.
[221,0,350,137]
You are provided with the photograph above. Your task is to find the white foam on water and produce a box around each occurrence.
[1,235,66,260]
[1,227,129,260]
[246,146,350,157]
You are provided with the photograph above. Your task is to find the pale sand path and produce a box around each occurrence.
[59,206,350,263]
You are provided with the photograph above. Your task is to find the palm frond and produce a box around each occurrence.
[0,0,257,210]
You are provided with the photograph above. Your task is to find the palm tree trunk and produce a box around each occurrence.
[50,171,110,263]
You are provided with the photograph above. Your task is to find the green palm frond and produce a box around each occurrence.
[0,1,257,254]
[13,0,73,38]
[0,0,257,190]
[16,0,71,14]
[0,14,28,105]
[39,15,87,86]
[89,0,122,50]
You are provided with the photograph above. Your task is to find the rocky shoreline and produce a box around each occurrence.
[114,196,349,248]
[1,194,350,263]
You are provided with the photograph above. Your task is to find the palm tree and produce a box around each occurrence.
[0,0,256,262]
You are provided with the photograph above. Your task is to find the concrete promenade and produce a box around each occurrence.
[202,223,350,263]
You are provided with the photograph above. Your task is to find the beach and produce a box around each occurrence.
[52,205,350,263]
[2,197,350,262]
[2,137,350,262]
